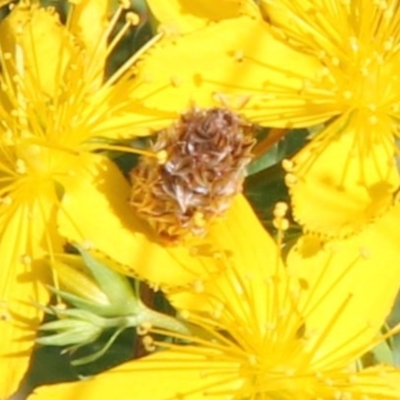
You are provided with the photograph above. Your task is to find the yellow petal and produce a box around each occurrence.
[27,352,400,400]
[167,195,285,332]
[81,96,180,138]
[68,0,109,60]
[68,0,110,93]
[58,154,217,287]
[147,0,260,33]
[335,366,400,398]
[261,1,317,45]
[0,263,48,399]
[287,201,400,368]
[0,4,73,98]
[287,116,399,237]
[0,192,60,398]
[28,351,241,400]
[119,16,324,129]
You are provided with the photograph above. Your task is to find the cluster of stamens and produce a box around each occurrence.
[130,108,255,241]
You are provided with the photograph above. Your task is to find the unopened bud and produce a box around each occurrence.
[50,247,141,317]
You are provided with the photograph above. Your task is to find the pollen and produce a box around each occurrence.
[130,108,255,241]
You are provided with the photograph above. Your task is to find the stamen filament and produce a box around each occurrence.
[85,143,157,158]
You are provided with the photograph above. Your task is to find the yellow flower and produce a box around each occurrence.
[28,197,400,400]
[0,0,184,396]
[128,0,400,237]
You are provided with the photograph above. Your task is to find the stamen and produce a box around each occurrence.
[84,143,158,159]
[273,201,290,245]
[137,321,152,336]
[106,14,139,61]
[103,33,164,89]
[20,138,80,156]
[142,335,156,352]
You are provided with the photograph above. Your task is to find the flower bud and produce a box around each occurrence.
[50,246,141,317]
[37,309,103,347]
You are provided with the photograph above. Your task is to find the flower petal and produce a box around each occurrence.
[0,192,60,398]
[28,351,242,400]
[119,16,325,130]
[167,195,285,332]
[287,201,400,368]
[147,0,260,33]
[80,96,179,138]
[329,365,400,398]
[0,4,73,98]
[68,0,109,67]
[0,262,48,399]
[287,116,399,237]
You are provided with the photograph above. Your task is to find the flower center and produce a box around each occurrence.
[15,140,52,178]
[130,108,255,241]
[334,37,400,117]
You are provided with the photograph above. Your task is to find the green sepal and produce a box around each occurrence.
[74,245,140,315]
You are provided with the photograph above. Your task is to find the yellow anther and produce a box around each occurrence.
[193,211,206,228]
[273,202,288,218]
[359,247,370,259]
[80,240,93,250]
[284,173,297,186]
[54,302,68,311]
[342,90,352,100]
[0,196,12,206]
[126,12,140,26]
[120,0,130,9]
[137,321,152,335]
[170,76,182,87]
[273,217,289,231]
[20,254,32,265]
[179,310,190,320]
[384,37,394,51]
[247,354,257,365]
[193,280,205,293]
[368,115,378,125]
[331,57,340,66]
[15,159,27,174]
[142,335,156,352]
[0,312,11,322]
[281,158,294,172]
[156,150,168,164]
[233,50,244,62]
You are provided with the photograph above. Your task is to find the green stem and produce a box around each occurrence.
[101,305,213,341]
